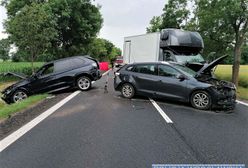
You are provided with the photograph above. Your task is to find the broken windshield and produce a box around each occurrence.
[175,54,205,64]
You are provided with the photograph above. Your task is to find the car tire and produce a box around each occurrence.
[121,83,135,99]
[77,76,92,91]
[190,90,212,110]
[12,90,28,103]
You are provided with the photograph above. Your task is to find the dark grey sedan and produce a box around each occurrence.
[114,57,236,110]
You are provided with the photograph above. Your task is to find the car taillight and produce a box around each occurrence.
[92,62,97,68]
[114,72,120,76]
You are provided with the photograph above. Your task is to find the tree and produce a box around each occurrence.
[3,0,103,59]
[0,38,10,61]
[195,0,248,86]
[5,3,58,72]
[48,0,103,57]
[241,45,248,64]
[160,0,189,30]
[86,38,121,62]
[146,16,162,33]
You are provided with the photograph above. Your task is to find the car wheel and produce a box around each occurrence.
[191,90,212,110]
[12,90,28,103]
[77,76,92,91]
[121,83,135,99]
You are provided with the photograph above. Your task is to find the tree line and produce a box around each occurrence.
[0,0,121,67]
[147,0,248,86]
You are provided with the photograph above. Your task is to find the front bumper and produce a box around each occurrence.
[1,93,11,104]
[210,88,236,110]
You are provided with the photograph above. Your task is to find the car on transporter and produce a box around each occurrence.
[114,55,236,110]
[1,56,101,104]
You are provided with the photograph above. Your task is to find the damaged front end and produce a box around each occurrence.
[198,77,236,110]
[194,55,236,110]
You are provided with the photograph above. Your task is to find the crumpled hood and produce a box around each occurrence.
[3,72,27,79]
[196,55,227,76]
[2,79,30,93]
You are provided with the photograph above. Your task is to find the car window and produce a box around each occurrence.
[133,64,157,75]
[40,64,54,77]
[126,66,134,71]
[71,58,85,68]
[54,60,74,73]
[158,65,181,78]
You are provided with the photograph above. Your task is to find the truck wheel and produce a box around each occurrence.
[121,83,135,99]
[77,76,92,91]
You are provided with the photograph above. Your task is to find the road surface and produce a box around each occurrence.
[1,70,247,168]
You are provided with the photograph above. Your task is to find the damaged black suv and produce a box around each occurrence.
[114,55,236,110]
[2,56,101,104]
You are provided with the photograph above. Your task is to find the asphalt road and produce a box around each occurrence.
[1,70,248,168]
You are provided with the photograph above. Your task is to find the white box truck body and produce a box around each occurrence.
[123,32,161,64]
[123,29,205,70]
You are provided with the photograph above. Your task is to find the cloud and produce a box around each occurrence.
[95,0,165,49]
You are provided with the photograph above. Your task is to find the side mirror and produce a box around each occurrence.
[32,73,39,79]
[177,74,187,81]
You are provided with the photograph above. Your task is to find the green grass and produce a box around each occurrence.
[0,94,48,119]
[237,86,248,100]
[0,62,44,73]
[215,65,248,88]
[0,82,47,120]
[0,62,44,82]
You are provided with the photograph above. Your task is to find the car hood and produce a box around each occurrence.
[3,72,27,79]
[196,55,227,76]
[2,79,30,94]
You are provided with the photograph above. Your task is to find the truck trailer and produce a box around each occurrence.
[123,29,205,71]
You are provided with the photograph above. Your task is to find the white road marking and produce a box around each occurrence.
[0,90,81,153]
[149,98,173,124]
[236,100,248,107]
[102,69,111,76]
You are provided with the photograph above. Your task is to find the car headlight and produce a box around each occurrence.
[5,89,12,95]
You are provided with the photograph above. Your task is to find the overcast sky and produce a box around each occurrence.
[0,0,167,49]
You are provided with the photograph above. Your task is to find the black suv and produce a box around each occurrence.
[2,56,101,103]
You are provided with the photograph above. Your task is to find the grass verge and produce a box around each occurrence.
[0,94,48,119]
[237,87,248,101]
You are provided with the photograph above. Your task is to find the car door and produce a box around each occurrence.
[29,63,59,93]
[132,64,159,95]
[53,59,76,88]
[156,64,187,100]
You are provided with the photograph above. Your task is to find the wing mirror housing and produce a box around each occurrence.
[177,74,187,81]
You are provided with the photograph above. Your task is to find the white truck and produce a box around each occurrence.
[123,29,206,71]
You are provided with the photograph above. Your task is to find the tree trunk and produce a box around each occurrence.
[31,51,35,74]
[232,43,242,87]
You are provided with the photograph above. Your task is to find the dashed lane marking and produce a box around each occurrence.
[149,98,173,124]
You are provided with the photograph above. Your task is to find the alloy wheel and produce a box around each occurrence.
[122,84,134,98]
[192,92,210,109]
[13,91,28,103]
[78,77,91,91]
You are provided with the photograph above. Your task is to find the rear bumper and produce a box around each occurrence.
[91,70,101,81]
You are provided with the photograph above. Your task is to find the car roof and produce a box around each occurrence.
[43,55,91,66]
[128,61,171,66]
